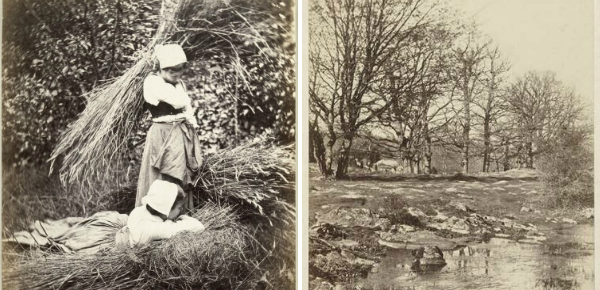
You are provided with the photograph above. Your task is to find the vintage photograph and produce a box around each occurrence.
[308,0,593,289]
[2,0,296,289]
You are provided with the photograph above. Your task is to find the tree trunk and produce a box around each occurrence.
[482,118,490,172]
[526,141,534,168]
[424,135,432,174]
[335,136,353,179]
[308,121,316,163]
[503,139,510,171]
[462,98,471,174]
[309,119,331,177]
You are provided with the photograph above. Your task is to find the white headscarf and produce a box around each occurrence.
[154,44,187,69]
[141,180,178,216]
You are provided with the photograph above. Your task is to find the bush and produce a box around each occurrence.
[536,127,593,208]
[381,196,423,227]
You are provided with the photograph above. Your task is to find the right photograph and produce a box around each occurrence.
[307,0,594,289]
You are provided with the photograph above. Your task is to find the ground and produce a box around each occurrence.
[308,164,594,289]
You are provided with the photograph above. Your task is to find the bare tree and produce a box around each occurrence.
[446,32,488,173]
[310,0,442,178]
[474,45,510,172]
[505,71,582,168]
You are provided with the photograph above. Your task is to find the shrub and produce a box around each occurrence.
[536,126,593,208]
[381,196,423,227]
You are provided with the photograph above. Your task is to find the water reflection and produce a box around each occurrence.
[362,225,593,290]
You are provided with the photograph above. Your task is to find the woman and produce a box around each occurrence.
[137,43,202,211]
[127,179,205,246]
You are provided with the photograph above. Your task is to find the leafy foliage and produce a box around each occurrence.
[2,0,160,166]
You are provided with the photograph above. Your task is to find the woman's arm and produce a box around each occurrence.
[143,74,189,109]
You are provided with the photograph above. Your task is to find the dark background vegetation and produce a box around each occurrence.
[2,0,296,232]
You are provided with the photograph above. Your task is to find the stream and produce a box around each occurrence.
[361,225,594,290]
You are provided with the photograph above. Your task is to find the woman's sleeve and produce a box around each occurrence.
[130,217,205,245]
[174,215,205,233]
[143,75,189,109]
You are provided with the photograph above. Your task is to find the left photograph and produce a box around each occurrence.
[2,0,296,289]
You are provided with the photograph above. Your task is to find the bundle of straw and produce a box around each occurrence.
[3,203,272,290]
[194,138,295,224]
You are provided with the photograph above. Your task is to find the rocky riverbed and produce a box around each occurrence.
[308,168,594,290]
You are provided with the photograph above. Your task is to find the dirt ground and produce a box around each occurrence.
[308,164,593,288]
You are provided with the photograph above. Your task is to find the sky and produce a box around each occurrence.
[449,0,594,110]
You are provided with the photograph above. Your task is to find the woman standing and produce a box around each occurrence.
[136,44,202,211]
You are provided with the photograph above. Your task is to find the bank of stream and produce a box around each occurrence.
[309,169,594,290]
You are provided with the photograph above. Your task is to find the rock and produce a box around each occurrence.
[331,239,360,248]
[457,193,474,200]
[450,228,470,235]
[582,208,594,219]
[562,218,577,224]
[445,187,459,193]
[313,281,334,290]
[504,214,516,220]
[448,216,460,224]
[427,222,449,231]
[496,233,511,238]
[466,216,482,226]
[493,227,502,232]
[407,207,427,218]
[371,263,380,273]
[434,213,449,222]
[483,215,499,222]
[534,210,541,214]
[411,246,447,272]
[340,250,356,260]
[452,219,470,231]
[449,201,474,213]
[354,256,376,266]
[379,232,407,242]
[317,207,376,228]
[374,218,392,231]
[378,239,408,249]
[392,224,416,233]
[520,206,533,213]
[378,231,457,250]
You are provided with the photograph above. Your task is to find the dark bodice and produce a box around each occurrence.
[146,101,184,118]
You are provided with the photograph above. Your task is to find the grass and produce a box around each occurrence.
[2,164,136,235]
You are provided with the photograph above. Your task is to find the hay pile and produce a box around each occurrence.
[5,137,295,289]
[3,202,291,290]
[195,138,295,219]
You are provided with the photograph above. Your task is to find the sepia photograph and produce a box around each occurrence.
[308,0,594,289]
[2,0,296,289]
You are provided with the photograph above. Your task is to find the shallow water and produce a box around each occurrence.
[362,225,594,290]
